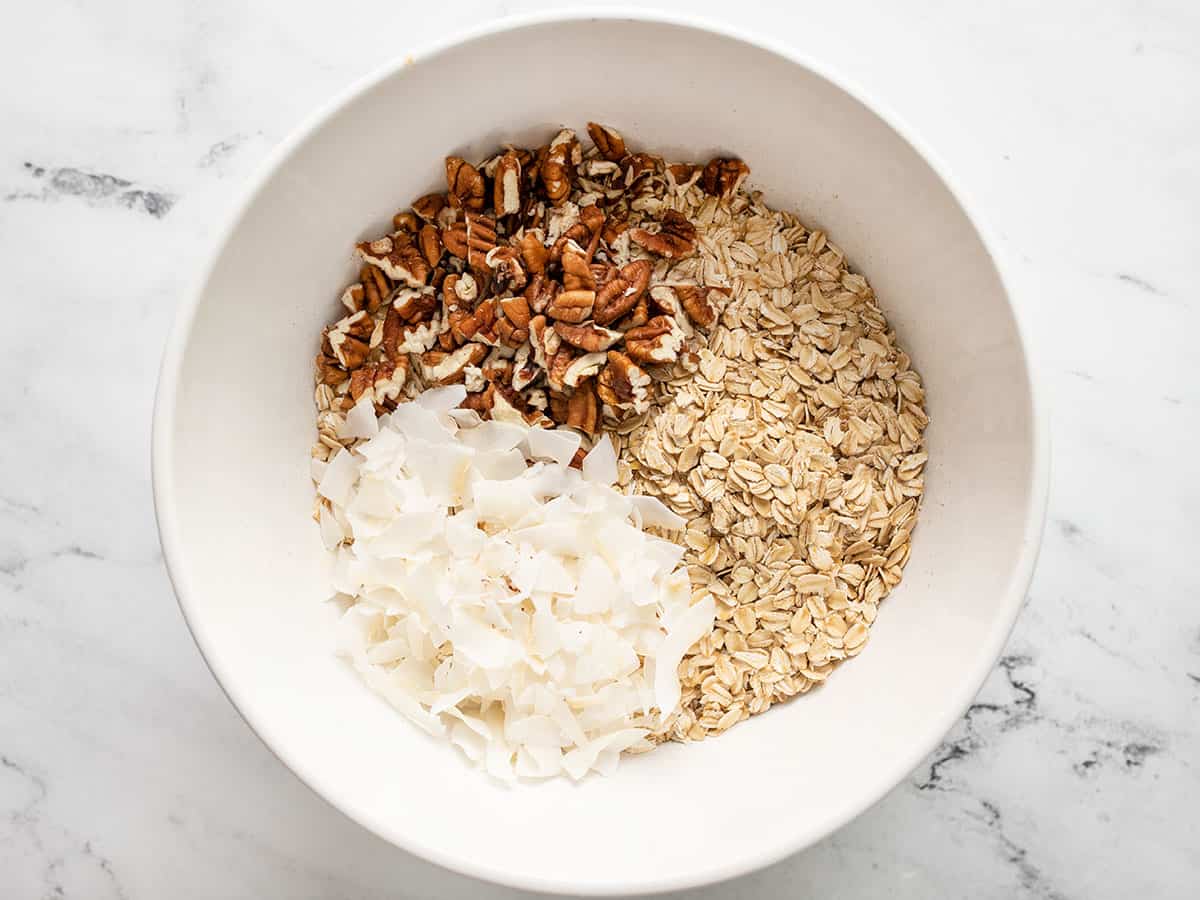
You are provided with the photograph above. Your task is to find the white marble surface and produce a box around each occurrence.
[1,0,1197,897]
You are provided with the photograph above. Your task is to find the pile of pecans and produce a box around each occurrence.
[313,123,746,455]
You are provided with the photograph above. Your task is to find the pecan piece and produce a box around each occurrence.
[622,152,660,186]
[548,389,569,425]
[519,232,548,275]
[443,212,497,271]
[593,259,652,325]
[561,248,595,291]
[524,274,559,314]
[485,246,527,291]
[496,295,531,348]
[392,287,437,323]
[667,163,700,188]
[493,151,522,216]
[546,347,575,392]
[566,377,600,435]
[355,232,430,286]
[539,129,580,204]
[701,157,750,198]
[624,315,682,365]
[629,210,697,259]
[326,310,374,370]
[339,282,364,314]
[316,353,348,386]
[545,289,595,324]
[418,224,442,268]
[360,264,390,315]
[677,285,725,327]
[445,156,486,211]
[350,359,408,408]
[554,321,622,353]
[412,192,447,222]
[460,382,496,417]
[392,211,419,233]
[422,342,488,385]
[586,122,627,163]
[597,351,651,412]
[563,351,609,389]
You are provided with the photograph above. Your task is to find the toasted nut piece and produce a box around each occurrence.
[381,304,404,361]
[493,151,522,216]
[392,211,419,233]
[629,209,697,259]
[355,232,431,286]
[539,129,580,204]
[579,204,606,236]
[568,446,587,470]
[593,259,652,325]
[546,347,575,392]
[485,246,527,291]
[528,315,552,370]
[495,316,529,349]
[499,294,531,330]
[392,288,437,323]
[418,224,442,268]
[445,156,486,211]
[340,282,364,314]
[677,284,725,327]
[621,152,660,185]
[460,382,496,417]
[601,211,629,246]
[624,315,683,364]
[562,351,608,388]
[360,265,390,314]
[701,157,750,197]
[545,289,595,324]
[667,163,700,187]
[519,232,548,275]
[442,212,497,270]
[548,389,569,425]
[554,321,623,353]
[566,377,600,435]
[586,122,626,162]
[597,351,651,412]
[326,310,374,370]
[561,248,595,291]
[422,342,488,384]
[316,353,348,386]
[524,274,559,314]
[349,360,409,409]
[412,193,447,222]
[510,343,539,391]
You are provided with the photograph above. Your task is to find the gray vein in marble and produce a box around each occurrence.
[1115,272,1163,295]
[6,163,175,218]
[972,800,1069,900]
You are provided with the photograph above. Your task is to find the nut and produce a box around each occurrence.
[485,246,527,291]
[443,212,497,270]
[586,122,626,162]
[561,248,595,291]
[355,232,431,286]
[412,192,447,222]
[459,382,496,416]
[510,343,539,391]
[545,289,595,323]
[316,353,347,386]
[623,315,683,364]
[701,157,750,197]
[566,377,600,435]
[445,156,486,211]
[667,163,700,188]
[579,204,606,237]
[622,152,660,186]
[597,351,651,412]
[539,129,580,204]
[421,342,488,385]
[676,284,725,327]
[548,389,569,425]
[546,346,575,392]
[392,287,437,323]
[493,151,522,216]
[392,211,419,233]
[418,224,442,268]
[360,264,390,314]
[340,283,364,314]
[629,210,697,259]
[326,310,374,370]
[350,359,408,408]
[524,274,559,314]
[562,351,608,388]
[519,232,548,275]
[554,321,623,352]
[528,314,553,370]
[499,294,531,330]
[593,259,652,325]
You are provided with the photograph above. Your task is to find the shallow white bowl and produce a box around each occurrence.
[153,11,1048,895]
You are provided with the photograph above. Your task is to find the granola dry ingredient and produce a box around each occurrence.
[309,121,928,775]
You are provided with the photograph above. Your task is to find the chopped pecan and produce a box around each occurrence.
[392,288,437,323]
[392,211,419,233]
[381,304,404,361]
[495,305,530,348]
[443,212,497,270]
[601,211,628,246]
[629,209,697,259]
[460,382,496,416]
[624,315,682,364]
[412,192,447,222]
[355,231,431,286]
[523,274,559,314]
[586,122,626,163]
[597,351,651,412]
[360,264,390,314]
[499,294,531,330]
[579,204,606,236]
[316,353,348,386]
[677,284,724,327]
[510,343,539,391]
[418,224,442,268]
[340,282,364,314]
[540,129,580,204]
[493,151,522,216]
[454,272,479,302]
[445,156,486,211]
[554,321,622,352]
[561,248,595,291]
[350,359,408,408]
[548,389,569,425]
[485,246,526,291]
[519,232,548,275]
[701,157,750,197]
[667,163,700,188]
[546,347,575,392]
[566,377,600,435]
[563,351,608,388]
[528,315,553,370]
[593,259,652,325]
[621,295,650,329]
[326,310,374,370]
[622,152,660,186]
[545,289,595,323]
[422,342,488,385]
[568,446,587,470]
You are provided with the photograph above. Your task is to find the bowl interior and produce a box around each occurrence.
[156,16,1041,895]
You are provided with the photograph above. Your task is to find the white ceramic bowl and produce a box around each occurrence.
[153,11,1047,895]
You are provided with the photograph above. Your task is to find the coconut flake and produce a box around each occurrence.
[582,436,618,485]
[340,394,380,440]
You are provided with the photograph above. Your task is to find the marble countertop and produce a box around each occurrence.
[2,0,1197,897]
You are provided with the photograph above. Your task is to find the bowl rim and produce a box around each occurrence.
[152,7,1051,895]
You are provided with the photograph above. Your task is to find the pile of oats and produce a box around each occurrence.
[614,185,928,742]
[310,122,927,745]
